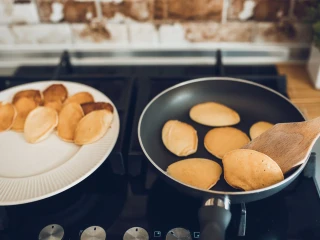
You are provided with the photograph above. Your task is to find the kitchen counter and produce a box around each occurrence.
[277,64,320,120]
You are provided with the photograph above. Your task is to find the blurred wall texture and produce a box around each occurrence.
[0,0,315,47]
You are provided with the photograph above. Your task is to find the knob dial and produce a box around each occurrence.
[166,228,192,240]
[81,226,106,240]
[38,224,64,240]
[123,227,149,240]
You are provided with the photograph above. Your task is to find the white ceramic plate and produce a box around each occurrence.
[0,80,120,205]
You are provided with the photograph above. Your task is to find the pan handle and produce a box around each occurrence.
[198,198,231,240]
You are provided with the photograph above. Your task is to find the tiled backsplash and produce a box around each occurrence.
[0,0,315,47]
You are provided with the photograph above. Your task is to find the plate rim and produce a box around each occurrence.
[0,80,120,205]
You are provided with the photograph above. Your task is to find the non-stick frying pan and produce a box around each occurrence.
[138,77,308,240]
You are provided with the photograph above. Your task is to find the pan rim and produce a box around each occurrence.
[138,77,308,196]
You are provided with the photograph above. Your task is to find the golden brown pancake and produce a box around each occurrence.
[222,149,284,191]
[0,102,17,132]
[162,120,198,157]
[57,103,84,142]
[190,102,240,127]
[12,89,42,105]
[204,127,250,159]
[24,107,58,143]
[44,100,63,113]
[43,84,68,103]
[11,97,38,132]
[64,92,94,106]
[167,158,222,190]
[249,121,274,140]
[81,102,114,115]
[74,110,113,145]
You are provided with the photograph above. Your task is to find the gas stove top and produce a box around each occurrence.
[0,51,320,240]
[1,162,320,240]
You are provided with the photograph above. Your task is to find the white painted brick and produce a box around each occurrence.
[12,24,72,44]
[128,23,158,45]
[71,23,128,44]
[0,1,39,24]
[158,23,188,44]
[0,26,15,44]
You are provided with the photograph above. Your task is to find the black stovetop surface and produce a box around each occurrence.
[0,51,320,240]
[1,161,320,240]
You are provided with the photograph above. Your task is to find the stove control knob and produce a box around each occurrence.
[81,226,106,240]
[38,224,64,240]
[166,228,192,240]
[123,227,149,240]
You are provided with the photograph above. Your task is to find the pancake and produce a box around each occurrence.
[11,97,38,132]
[24,107,58,143]
[167,158,222,190]
[190,102,240,127]
[57,103,84,142]
[0,102,17,132]
[44,100,63,113]
[74,109,113,145]
[12,89,42,105]
[250,121,274,139]
[43,84,68,103]
[64,92,94,106]
[81,102,114,115]
[162,120,198,157]
[204,127,250,159]
[222,149,284,191]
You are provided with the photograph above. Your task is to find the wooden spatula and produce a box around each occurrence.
[242,117,320,174]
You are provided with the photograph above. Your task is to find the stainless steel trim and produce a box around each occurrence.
[0,47,311,67]
[166,228,192,240]
[81,226,106,240]
[137,77,308,196]
[238,203,247,236]
[204,197,230,210]
[123,227,149,240]
[38,224,64,240]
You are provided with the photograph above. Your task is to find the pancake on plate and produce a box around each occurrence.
[57,102,84,142]
[74,109,113,145]
[250,121,274,140]
[64,92,94,106]
[204,127,250,159]
[11,97,38,132]
[44,100,63,113]
[81,102,114,115]
[24,106,58,143]
[162,120,198,157]
[0,102,17,132]
[190,102,240,127]
[222,149,284,191]
[167,158,222,190]
[12,89,42,105]
[43,84,68,103]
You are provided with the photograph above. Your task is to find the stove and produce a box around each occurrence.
[0,51,320,240]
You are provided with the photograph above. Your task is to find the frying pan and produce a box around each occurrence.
[138,77,308,240]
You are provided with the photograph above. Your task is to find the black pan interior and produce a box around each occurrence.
[139,78,305,193]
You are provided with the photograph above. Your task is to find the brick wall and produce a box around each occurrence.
[0,0,315,47]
